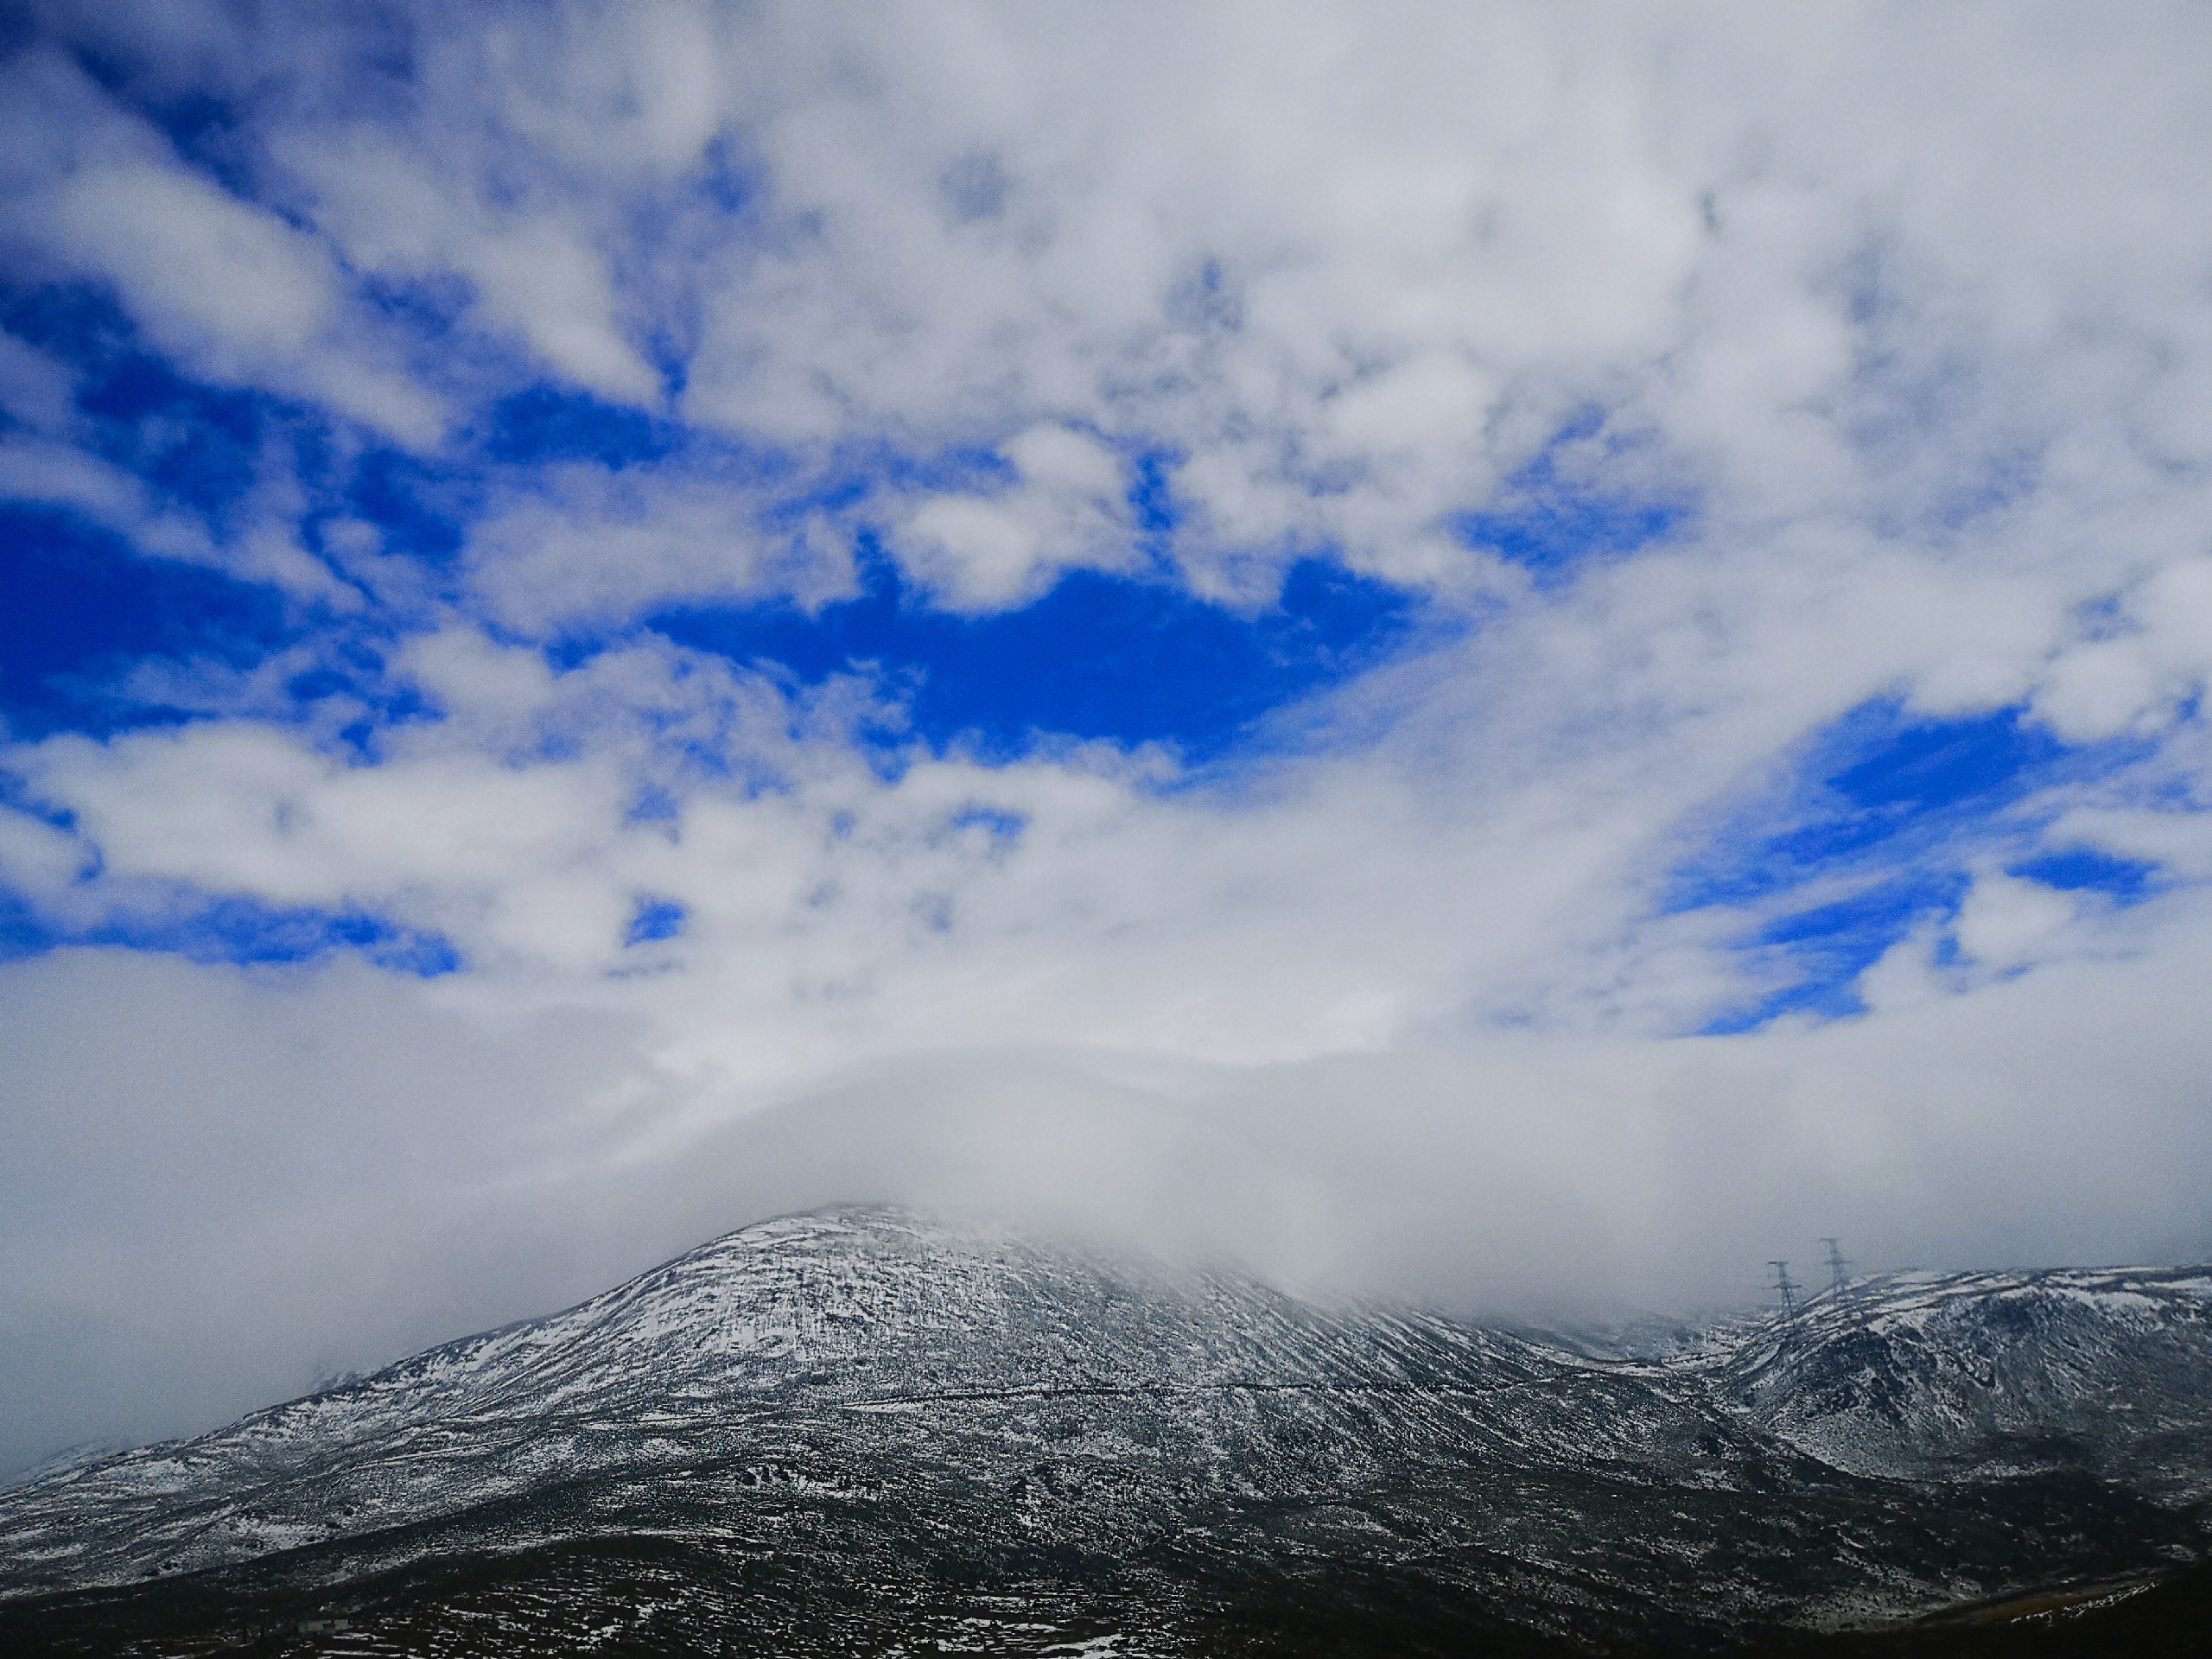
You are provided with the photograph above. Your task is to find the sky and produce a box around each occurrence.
[4,0,2212,1477]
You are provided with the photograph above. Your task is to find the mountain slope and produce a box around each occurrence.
[3,1209,2209,1656]
[1729,1268,2212,1494]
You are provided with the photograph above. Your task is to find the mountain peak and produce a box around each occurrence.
[5,1215,2210,1654]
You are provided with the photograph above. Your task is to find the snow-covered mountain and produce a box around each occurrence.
[3,1209,2209,1656]
[1731,1268,2212,1493]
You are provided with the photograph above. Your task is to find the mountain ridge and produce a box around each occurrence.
[3,1206,2209,1655]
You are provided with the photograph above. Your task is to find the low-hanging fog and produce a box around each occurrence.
[5,893,2209,1478]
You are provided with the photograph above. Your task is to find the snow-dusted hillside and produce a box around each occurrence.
[1729,1268,2212,1493]
[0,1210,1564,1596]
[3,1209,2209,1656]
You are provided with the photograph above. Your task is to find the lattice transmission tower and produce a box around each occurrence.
[1770,1259,1802,1319]
[1821,1237,1852,1299]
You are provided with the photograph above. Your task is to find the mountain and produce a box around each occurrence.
[2,1208,2209,1656]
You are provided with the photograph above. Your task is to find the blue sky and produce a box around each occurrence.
[5,1,2212,1472]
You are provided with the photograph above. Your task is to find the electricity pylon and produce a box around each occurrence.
[1770,1260,1801,1318]
[1821,1237,1852,1298]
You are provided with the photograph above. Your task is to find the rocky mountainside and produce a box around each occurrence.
[3,1208,2209,1656]
[1731,1267,2212,1494]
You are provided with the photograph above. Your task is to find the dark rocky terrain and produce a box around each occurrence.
[3,1207,2209,1656]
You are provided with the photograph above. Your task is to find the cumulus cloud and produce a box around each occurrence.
[464,464,854,633]
[51,162,335,359]
[0,804,88,893]
[1952,870,2079,972]
[0,46,442,444]
[279,136,663,408]
[2049,803,2212,882]
[2034,558,2212,742]
[894,425,1136,609]
[11,3,2212,615]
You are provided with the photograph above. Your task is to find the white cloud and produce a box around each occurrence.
[2035,558,2212,742]
[0,48,443,446]
[51,162,334,357]
[497,0,728,175]
[277,136,662,407]
[1854,925,1947,1015]
[0,435,213,564]
[14,4,2212,631]
[1952,870,2078,972]
[54,158,441,439]
[0,435,359,603]
[2045,802,2212,881]
[15,717,640,970]
[893,424,1135,609]
[0,806,89,893]
[0,327,77,430]
[9,897,2212,1473]
[464,464,853,634]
